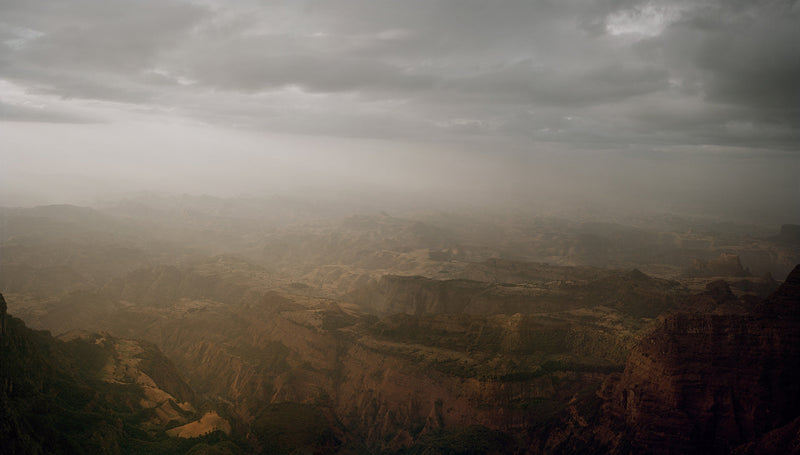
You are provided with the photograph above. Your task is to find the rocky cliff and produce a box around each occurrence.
[9,248,799,453]
[605,265,800,454]
[0,293,240,454]
[350,268,683,318]
[683,253,751,278]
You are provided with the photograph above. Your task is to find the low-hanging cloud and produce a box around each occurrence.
[0,0,797,221]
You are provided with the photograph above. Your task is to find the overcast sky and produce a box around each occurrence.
[0,0,798,222]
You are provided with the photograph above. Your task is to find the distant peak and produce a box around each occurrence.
[703,279,736,303]
[756,264,800,317]
[772,264,800,297]
[626,268,650,281]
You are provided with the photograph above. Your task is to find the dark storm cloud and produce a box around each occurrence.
[449,63,670,106]
[631,0,800,149]
[650,1,800,109]
[0,0,798,150]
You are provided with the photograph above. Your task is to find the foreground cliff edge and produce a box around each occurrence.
[0,293,242,455]
[594,264,800,454]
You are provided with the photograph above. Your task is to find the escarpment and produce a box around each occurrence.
[349,269,684,317]
[0,293,237,454]
[605,265,800,454]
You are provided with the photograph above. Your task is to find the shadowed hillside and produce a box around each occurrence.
[0,293,243,455]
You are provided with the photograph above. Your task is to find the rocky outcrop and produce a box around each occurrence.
[606,264,800,454]
[679,279,756,314]
[684,253,751,278]
[755,264,800,318]
[350,268,684,318]
[0,295,241,454]
[730,273,780,298]
[57,330,197,406]
[770,224,800,246]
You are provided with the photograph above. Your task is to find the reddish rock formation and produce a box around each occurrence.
[606,265,800,454]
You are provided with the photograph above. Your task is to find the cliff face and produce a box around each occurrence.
[683,253,751,278]
[0,293,240,454]
[57,330,197,405]
[10,254,798,453]
[606,265,800,454]
[5,261,665,452]
[51,288,631,452]
[144,305,610,450]
[334,338,613,452]
[350,269,683,317]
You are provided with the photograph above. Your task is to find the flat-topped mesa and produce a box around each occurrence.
[625,268,651,282]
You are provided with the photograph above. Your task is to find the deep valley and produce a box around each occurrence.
[2,199,798,454]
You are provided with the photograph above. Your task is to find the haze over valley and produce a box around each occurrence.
[2,1,799,454]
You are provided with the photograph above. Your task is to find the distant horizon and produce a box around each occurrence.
[2,1,798,225]
[1,189,795,238]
